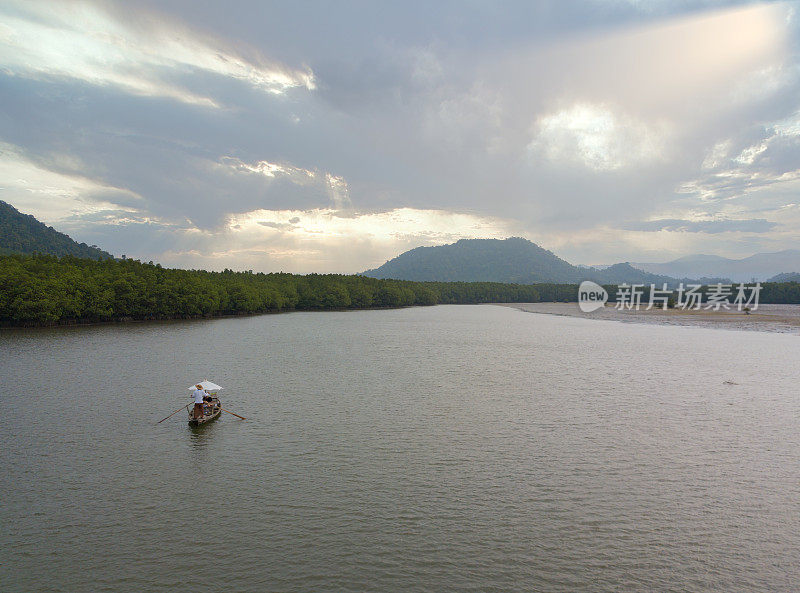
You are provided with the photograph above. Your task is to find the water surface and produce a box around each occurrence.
[1,305,798,592]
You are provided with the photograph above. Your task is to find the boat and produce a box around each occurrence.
[188,380,223,426]
[188,397,221,426]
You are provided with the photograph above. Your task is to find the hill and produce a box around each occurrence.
[595,263,679,285]
[0,201,112,260]
[632,250,800,283]
[767,272,800,282]
[363,238,707,285]
[364,238,583,283]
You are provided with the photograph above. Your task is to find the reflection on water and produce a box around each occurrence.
[188,423,219,450]
[2,305,799,592]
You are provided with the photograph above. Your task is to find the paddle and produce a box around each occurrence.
[221,408,246,420]
[156,403,190,424]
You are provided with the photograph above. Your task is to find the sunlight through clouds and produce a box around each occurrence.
[0,142,142,222]
[0,0,315,107]
[228,207,518,244]
[218,157,352,210]
[528,103,667,171]
[144,207,522,273]
[0,1,797,269]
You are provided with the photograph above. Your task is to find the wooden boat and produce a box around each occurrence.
[188,397,221,426]
[187,381,224,427]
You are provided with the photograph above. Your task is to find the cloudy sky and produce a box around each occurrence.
[1,0,799,272]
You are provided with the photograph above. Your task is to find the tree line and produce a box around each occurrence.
[0,254,561,324]
[1,254,798,326]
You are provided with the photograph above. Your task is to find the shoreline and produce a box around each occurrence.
[0,304,420,330]
[496,302,800,334]
[6,301,800,332]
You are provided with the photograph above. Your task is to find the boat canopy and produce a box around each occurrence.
[188,380,223,394]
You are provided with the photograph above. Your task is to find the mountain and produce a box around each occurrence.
[595,263,684,286]
[0,201,112,260]
[364,238,583,283]
[632,250,800,283]
[767,272,800,282]
[363,238,707,285]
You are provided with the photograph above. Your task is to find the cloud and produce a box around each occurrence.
[257,220,295,230]
[671,107,800,209]
[71,206,521,273]
[0,142,142,223]
[622,218,778,234]
[228,207,517,243]
[0,0,314,107]
[217,156,353,212]
[0,0,798,270]
[528,103,668,171]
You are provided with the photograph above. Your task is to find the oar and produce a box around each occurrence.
[221,408,246,420]
[156,403,190,424]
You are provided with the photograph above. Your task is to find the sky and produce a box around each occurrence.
[1,0,799,273]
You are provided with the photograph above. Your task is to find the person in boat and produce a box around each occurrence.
[190,384,206,419]
[202,394,216,414]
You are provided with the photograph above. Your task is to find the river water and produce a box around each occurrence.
[1,305,798,592]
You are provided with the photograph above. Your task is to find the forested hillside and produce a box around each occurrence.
[0,201,112,259]
[364,237,584,283]
[768,272,800,282]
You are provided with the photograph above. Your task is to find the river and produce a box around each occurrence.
[1,304,798,592]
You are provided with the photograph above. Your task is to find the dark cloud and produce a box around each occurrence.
[257,220,296,230]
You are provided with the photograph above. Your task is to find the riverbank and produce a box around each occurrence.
[0,305,423,330]
[498,302,800,334]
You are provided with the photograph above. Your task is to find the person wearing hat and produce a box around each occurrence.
[190,384,206,419]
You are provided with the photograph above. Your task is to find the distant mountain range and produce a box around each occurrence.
[363,238,724,286]
[630,251,800,283]
[0,200,112,260]
[3,199,798,286]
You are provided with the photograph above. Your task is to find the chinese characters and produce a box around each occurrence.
[613,283,761,311]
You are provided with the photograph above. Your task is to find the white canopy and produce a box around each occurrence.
[188,380,223,393]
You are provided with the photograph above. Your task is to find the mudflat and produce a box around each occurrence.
[497,302,800,334]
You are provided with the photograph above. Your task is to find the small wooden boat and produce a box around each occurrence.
[188,397,221,426]
[188,380,224,427]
